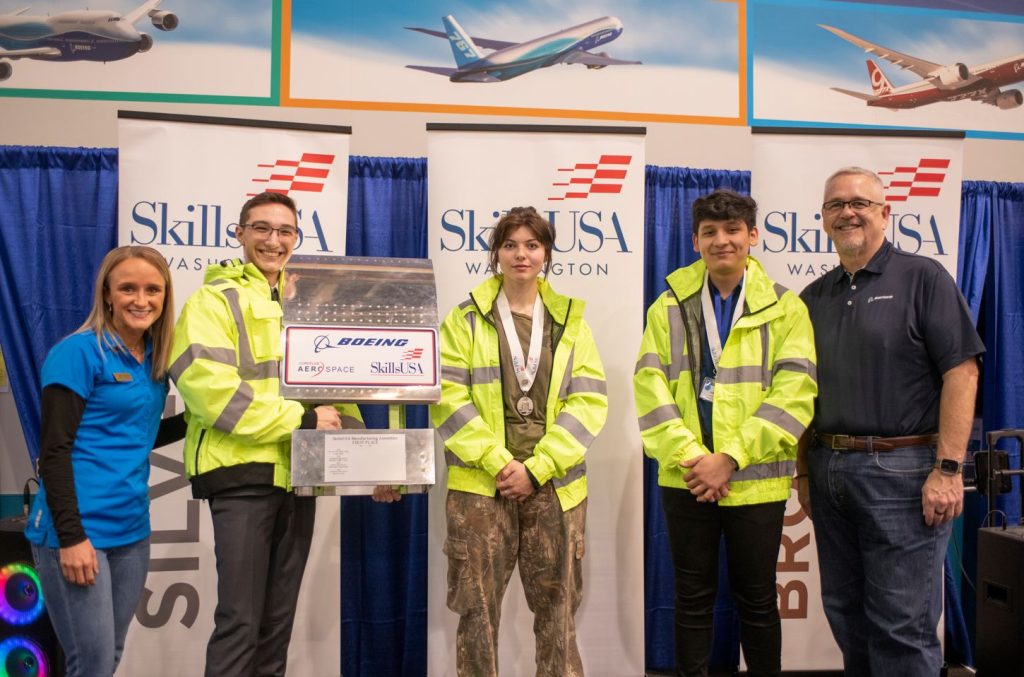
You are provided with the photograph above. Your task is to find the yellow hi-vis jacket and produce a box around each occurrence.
[633,256,817,506]
[431,276,608,511]
[170,260,363,497]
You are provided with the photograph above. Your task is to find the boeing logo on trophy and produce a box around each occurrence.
[0,0,178,82]
[820,24,1024,110]
[548,155,632,201]
[249,153,336,197]
[405,14,640,83]
[877,159,949,202]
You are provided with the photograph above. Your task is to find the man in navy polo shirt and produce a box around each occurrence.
[798,166,984,676]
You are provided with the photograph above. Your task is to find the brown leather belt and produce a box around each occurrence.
[816,433,939,452]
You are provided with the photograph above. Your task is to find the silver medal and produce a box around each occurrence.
[516,396,534,416]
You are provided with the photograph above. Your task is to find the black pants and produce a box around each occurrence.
[661,487,786,677]
[205,490,317,677]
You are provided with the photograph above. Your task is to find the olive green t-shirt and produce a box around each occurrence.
[494,308,552,462]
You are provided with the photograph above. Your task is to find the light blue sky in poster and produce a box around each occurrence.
[750,0,1024,135]
[0,0,272,97]
[291,0,737,72]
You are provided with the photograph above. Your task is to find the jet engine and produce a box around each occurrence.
[995,89,1023,110]
[934,63,970,85]
[585,52,608,70]
[138,33,153,52]
[149,10,179,31]
[0,62,11,82]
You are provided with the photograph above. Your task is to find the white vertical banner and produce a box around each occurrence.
[117,112,350,676]
[751,131,964,670]
[427,125,646,676]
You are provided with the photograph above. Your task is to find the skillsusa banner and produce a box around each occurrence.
[117,111,350,676]
[751,130,964,670]
[427,124,646,676]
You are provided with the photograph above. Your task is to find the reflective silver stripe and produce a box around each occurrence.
[754,402,807,438]
[638,404,681,431]
[442,365,470,385]
[773,282,789,298]
[567,376,607,396]
[558,346,575,401]
[445,450,469,468]
[773,357,818,383]
[168,344,236,381]
[458,299,475,310]
[222,288,256,370]
[716,365,763,385]
[732,459,796,482]
[667,304,687,380]
[213,382,254,433]
[552,461,586,489]
[760,324,771,389]
[634,352,668,377]
[341,416,365,429]
[240,359,278,381]
[437,402,480,442]
[209,278,231,287]
[554,411,596,448]
[472,366,501,384]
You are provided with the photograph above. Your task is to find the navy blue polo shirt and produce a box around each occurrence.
[25,331,167,549]
[800,241,984,437]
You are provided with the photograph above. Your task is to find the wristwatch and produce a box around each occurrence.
[934,459,962,475]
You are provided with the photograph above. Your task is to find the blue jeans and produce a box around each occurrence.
[31,537,150,677]
[808,444,949,676]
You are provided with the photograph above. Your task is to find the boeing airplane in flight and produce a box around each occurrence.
[405,15,640,83]
[0,0,178,82]
[821,24,1024,110]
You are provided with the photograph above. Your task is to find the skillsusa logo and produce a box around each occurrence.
[877,158,949,202]
[248,153,336,197]
[548,155,631,201]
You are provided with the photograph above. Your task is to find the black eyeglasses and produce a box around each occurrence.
[241,222,298,239]
[821,199,885,215]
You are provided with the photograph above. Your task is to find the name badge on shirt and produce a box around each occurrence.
[699,377,715,402]
[113,372,134,382]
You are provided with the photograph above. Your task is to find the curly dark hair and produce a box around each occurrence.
[488,206,554,275]
[691,189,757,234]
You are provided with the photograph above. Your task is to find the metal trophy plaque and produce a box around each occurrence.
[283,255,440,495]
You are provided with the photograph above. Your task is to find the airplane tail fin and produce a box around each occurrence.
[866,59,893,96]
[442,15,483,68]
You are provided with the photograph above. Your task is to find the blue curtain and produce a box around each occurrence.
[643,166,751,672]
[0,146,119,463]
[955,180,1024,665]
[341,156,429,676]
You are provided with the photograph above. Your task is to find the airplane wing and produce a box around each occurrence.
[405,64,458,77]
[563,51,641,67]
[124,0,162,24]
[818,24,942,79]
[830,86,876,102]
[0,45,61,58]
[404,26,516,51]
[6,7,31,15]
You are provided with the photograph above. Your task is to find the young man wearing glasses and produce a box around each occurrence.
[798,167,983,676]
[170,192,363,676]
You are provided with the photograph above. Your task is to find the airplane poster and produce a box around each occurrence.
[750,0,1024,138]
[286,0,742,123]
[0,0,273,100]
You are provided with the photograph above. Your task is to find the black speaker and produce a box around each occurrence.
[977,525,1024,676]
[0,517,64,677]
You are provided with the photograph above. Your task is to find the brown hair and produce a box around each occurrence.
[691,189,757,235]
[239,191,298,227]
[76,246,175,380]
[487,206,554,275]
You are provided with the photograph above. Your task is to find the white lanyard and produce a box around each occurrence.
[495,289,544,396]
[700,270,746,372]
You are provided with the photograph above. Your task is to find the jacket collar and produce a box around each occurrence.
[666,255,780,315]
[204,258,283,297]
[470,275,577,324]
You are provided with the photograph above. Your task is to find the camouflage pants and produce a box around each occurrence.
[445,483,587,677]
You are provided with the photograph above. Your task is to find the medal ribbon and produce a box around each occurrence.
[495,289,544,396]
[700,270,746,373]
